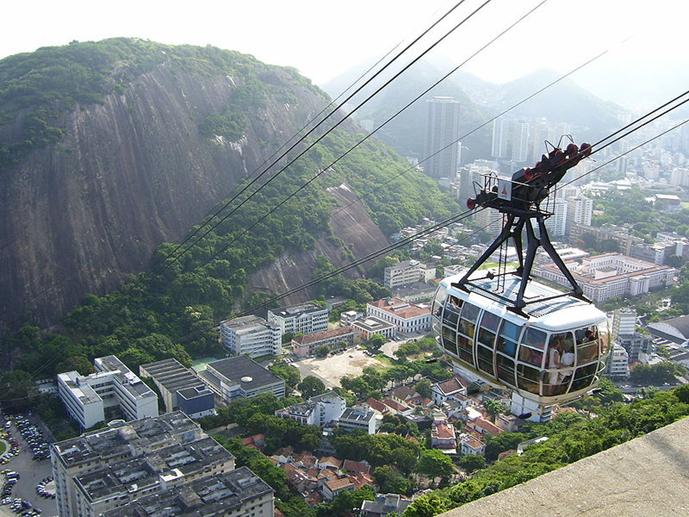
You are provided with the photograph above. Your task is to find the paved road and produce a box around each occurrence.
[0,417,57,516]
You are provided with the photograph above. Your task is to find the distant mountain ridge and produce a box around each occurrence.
[322,59,627,162]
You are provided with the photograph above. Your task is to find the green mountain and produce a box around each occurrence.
[0,38,456,375]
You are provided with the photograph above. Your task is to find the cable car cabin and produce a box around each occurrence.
[432,273,610,405]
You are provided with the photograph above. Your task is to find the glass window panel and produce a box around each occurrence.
[432,286,448,318]
[458,348,474,365]
[459,319,476,338]
[499,320,522,340]
[457,334,473,353]
[496,337,517,358]
[598,322,610,356]
[523,328,547,350]
[477,345,494,375]
[442,309,460,327]
[542,373,568,396]
[479,311,500,332]
[517,364,540,394]
[478,328,496,348]
[550,332,575,368]
[571,364,598,391]
[577,341,599,364]
[460,303,481,323]
[518,345,544,367]
[496,355,515,386]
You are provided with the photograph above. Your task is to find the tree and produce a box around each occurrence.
[484,432,527,463]
[416,449,454,480]
[56,355,95,376]
[315,346,329,358]
[270,360,301,388]
[364,334,386,353]
[373,465,411,494]
[298,376,326,399]
[630,362,679,386]
[458,454,486,473]
[414,379,433,399]
[484,399,507,423]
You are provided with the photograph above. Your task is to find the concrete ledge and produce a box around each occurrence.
[442,416,689,517]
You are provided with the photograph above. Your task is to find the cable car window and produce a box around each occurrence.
[477,345,494,375]
[517,364,540,394]
[478,327,497,348]
[597,322,610,356]
[458,318,476,339]
[442,300,461,327]
[442,327,457,355]
[518,346,544,367]
[496,320,521,358]
[549,332,575,369]
[570,363,598,391]
[480,311,500,332]
[575,326,599,364]
[460,303,481,323]
[457,334,473,364]
[496,355,515,386]
[432,286,448,318]
[522,328,547,350]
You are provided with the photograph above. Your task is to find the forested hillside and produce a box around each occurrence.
[0,38,456,381]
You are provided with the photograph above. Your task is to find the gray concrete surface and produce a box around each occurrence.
[293,347,387,387]
[443,416,689,517]
[0,417,57,516]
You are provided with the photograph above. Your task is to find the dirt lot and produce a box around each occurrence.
[294,348,388,387]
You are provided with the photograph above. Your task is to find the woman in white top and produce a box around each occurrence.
[548,340,561,390]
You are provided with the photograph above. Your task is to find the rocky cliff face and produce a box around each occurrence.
[0,60,331,327]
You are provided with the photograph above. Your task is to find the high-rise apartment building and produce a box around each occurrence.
[567,196,593,227]
[511,121,530,162]
[491,118,509,159]
[424,96,460,179]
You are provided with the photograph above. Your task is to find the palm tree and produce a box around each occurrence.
[484,399,507,423]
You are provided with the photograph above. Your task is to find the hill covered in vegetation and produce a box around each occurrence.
[0,38,456,380]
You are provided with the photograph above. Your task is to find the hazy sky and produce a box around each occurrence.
[2,0,687,111]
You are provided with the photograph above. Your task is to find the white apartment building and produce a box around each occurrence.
[366,298,432,335]
[567,196,593,227]
[275,392,346,427]
[534,254,676,303]
[338,406,381,434]
[544,198,567,238]
[612,308,637,340]
[267,302,329,336]
[220,315,282,358]
[671,167,689,187]
[57,355,158,430]
[352,316,396,341]
[606,343,630,378]
[383,260,430,289]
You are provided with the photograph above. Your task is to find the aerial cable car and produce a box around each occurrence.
[432,140,610,407]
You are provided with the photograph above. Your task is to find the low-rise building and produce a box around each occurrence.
[201,356,285,402]
[275,392,346,427]
[534,254,676,303]
[291,326,355,358]
[337,406,381,435]
[352,316,395,341]
[57,355,158,430]
[340,310,362,326]
[139,358,214,418]
[321,477,355,501]
[432,376,467,406]
[460,433,486,456]
[648,315,689,346]
[366,298,432,335]
[361,494,412,517]
[220,315,282,358]
[431,418,457,453]
[383,260,430,289]
[267,302,329,336]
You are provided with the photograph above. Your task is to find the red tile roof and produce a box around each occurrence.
[342,459,371,474]
[432,422,456,440]
[367,398,389,414]
[472,418,502,436]
[293,326,354,345]
[436,376,465,396]
[319,456,343,469]
[369,298,431,319]
[325,477,355,492]
[382,398,410,412]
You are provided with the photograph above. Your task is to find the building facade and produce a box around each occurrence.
[57,355,158,430]
[352,316,396,341]
[606,343,630,378]
[534,254,676,303]
[291,326,355,358]
[366,298,432,335]
[275,392,346,427]
[267,302,329,336]
[338,406,381,434]
[424,96,460,179]
[383,260,428,289]
[201,356,285,402]
[139,358,214,417]
[220,315,282,358]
